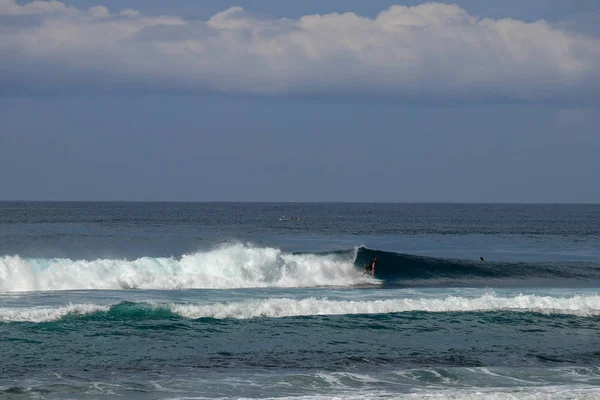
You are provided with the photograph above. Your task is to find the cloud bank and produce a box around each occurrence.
[1,0,599,101]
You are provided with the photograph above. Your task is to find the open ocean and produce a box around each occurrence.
[2,202,600,400]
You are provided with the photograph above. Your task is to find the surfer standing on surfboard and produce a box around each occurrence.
[363,258,377,277]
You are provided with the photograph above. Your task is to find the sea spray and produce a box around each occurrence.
[0,244,361,292]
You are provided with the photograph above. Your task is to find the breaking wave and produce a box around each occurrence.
[2,245,600,293]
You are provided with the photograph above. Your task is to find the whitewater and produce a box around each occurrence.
[3,292,600,323]
[0,244,363,292]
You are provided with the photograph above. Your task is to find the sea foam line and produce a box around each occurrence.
[170,293,600,319]
[0,303,109,323]
[236,386,600,400]
[3,293,600,322]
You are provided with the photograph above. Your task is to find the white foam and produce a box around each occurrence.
[0,303,109,323]
[388,386,600,400]
[171,293,600,319]
[0,244,363,292]
[4,293,600,322]
[166,386,600,400]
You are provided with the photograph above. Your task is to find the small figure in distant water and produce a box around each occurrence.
[363,257,378,277]
[280,216,302,221]
[479,257,485,262]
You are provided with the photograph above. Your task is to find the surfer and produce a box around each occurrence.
[479,257,485,262]
[363,257,377,277]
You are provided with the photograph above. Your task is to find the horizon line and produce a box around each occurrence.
[1,200,599,205]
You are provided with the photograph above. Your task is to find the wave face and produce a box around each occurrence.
[0,244,361,292]
[355,247,600,285]
[3,293,600,322]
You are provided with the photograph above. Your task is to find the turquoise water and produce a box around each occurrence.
[1,202,600,399]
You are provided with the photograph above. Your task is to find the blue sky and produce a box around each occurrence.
[1,0,599,202]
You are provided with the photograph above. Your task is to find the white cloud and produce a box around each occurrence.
[1,0,599,101]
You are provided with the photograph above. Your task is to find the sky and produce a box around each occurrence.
[1,0,599,202]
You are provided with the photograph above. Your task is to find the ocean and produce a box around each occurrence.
[1,202,600,399]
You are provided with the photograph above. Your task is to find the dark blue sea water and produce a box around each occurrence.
[2,202,600,399]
